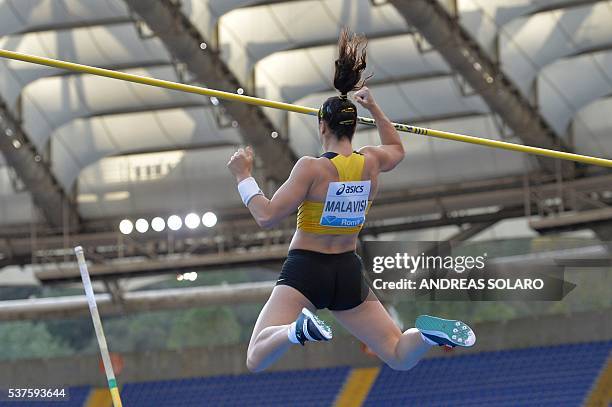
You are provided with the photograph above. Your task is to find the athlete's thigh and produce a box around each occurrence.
[331,290,402,362]
[249,285,315,345]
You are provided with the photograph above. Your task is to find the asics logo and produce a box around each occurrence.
[335,183,364,195]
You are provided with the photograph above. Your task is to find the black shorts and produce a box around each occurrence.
[276,249,369,311]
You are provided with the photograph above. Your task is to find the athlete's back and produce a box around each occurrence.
[291,149,382,253]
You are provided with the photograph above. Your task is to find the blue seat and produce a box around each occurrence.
[121,366,350,406]
[363,340,611,407]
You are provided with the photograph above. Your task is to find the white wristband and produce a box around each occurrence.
[237,176,263,206]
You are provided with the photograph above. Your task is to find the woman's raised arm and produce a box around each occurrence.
[355,87,405,172]
[227,147,314,229]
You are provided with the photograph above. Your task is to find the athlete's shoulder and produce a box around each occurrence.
[356,145,381,168]
[296,155,319,166]
[290,156,319,176]
[357,144,403,172]
[298,155,333,166]
[357,145,377,156]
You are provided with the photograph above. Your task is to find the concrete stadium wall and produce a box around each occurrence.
[2,308,610,388]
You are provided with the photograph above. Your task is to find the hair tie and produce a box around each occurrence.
[339,94,348,100]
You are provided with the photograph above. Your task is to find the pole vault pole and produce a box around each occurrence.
[74,246,123,407]
[1,49,611,168]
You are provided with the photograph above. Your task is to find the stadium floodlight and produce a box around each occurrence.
[167,215,182,231]
[151,217,165,232]
[183,272,198,281]
[185,213,200,229]
[202,211,217,227]
[119,219,133,235]
[135,218,149,233]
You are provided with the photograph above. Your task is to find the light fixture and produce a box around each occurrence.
[104,191,130,201]
[237,87,244,95]
[231,121,239,128]
[77,194,98,203]
[271,131,278,139]
[135,218,149,233]
[210,96,219,106]
[182,272,198,281]
[151,217,165,232]
[202,211,217,227]
[119,219,133,234]
[167,215,182,231]
[200,42,207,50]
[185,213,200,229]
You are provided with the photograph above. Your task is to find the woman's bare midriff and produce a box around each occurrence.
[288,229,359,254]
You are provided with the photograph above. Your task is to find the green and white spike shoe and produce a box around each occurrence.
[416,315,476,348]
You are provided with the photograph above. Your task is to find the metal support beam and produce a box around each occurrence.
[123,0,297,182]
[365,206,526,237]
[563,189,612,244]
[389,0,575,175]
[18,18,135,35]
[3,172,612,270]
[19,221,508,282]
[529,207,612,234]
[447,220,499,243]
[414,219,500,266]
[0,100,80,230]
[0,281,275,321]
[36,246,289,283]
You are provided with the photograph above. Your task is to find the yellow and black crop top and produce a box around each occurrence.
[296,151,372,235]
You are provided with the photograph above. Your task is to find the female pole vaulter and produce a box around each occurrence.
[227,28,475,373]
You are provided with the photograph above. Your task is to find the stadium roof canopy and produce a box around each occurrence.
[1,0,611,227]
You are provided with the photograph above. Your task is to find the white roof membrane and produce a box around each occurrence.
[0,0,610,222]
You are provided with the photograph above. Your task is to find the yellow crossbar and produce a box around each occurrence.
[1,49,611,168]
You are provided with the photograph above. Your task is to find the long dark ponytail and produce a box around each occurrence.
[334,28,368,95]
[319,28,370,140]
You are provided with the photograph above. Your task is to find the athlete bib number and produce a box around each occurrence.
[320,181,371,228]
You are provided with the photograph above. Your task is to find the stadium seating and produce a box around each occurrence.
[121,366,349,407]
[6,341,609,406]
[363,341,611,406]
[120,341,611,406]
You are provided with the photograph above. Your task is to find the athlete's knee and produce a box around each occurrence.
[385,345,422,371]
[246,355,264,373]
[246,359,266,373]
[246,344,265,373]
[386,357,421,371]
[379,332,423,371]
[381,350,420,371]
